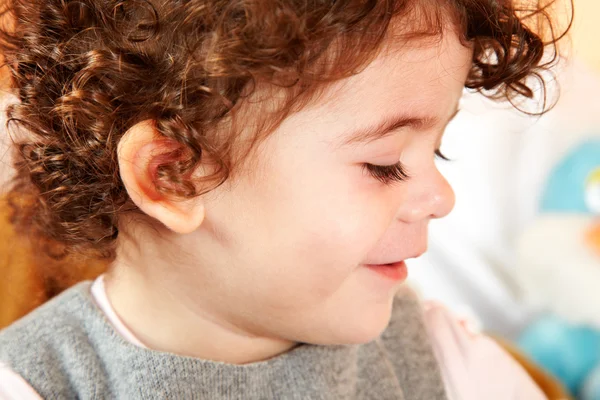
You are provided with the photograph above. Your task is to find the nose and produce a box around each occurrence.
[395,165,455,223]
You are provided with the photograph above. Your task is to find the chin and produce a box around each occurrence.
[310,301,396,346]
[341,319,392,345]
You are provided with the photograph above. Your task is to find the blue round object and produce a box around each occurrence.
[540,138,600,214]
[518,314,600,395]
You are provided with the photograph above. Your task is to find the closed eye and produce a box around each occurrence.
[362,162,409,184]
[364,148,449,185]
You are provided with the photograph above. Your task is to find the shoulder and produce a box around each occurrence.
[0,282,100,398]
[421,300,549,400]
[0,281,94,343]
[0,362,41,400]
[0,282,95,371]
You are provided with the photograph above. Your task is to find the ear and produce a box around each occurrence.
[117,120,205,234]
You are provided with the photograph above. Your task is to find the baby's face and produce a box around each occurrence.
[177,29,472,345]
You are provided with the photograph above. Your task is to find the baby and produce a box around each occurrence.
[0,0,566,398]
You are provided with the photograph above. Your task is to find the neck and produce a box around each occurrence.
[103,245,298,365]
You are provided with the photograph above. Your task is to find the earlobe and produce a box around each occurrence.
[117,120,205,234]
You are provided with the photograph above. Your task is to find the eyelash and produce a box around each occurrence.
[363,149,449,184]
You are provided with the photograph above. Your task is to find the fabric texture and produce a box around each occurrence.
[0,281,447,400]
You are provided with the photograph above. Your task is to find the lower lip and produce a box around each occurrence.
[364,261,407,281]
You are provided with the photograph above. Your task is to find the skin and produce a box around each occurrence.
[108,24,473,365]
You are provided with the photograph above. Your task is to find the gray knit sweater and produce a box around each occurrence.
[0,282,447,399]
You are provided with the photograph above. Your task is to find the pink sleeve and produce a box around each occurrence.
[422,301,549,400]
[0,362,42,400]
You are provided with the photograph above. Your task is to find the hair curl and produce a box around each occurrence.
[0,0,571,260]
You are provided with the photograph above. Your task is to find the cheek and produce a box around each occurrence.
[270,176,394,285]
[232,147,399,301]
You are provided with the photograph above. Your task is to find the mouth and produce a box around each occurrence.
[363,261,408,281]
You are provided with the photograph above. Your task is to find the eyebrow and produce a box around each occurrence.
[340,106,461,146]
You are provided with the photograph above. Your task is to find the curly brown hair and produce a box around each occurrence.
[0,0,570,261]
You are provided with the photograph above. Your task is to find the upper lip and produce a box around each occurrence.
[369,261,405,266]
[366,251,425,266]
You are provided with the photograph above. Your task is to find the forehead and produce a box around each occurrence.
[303,29,473,146]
